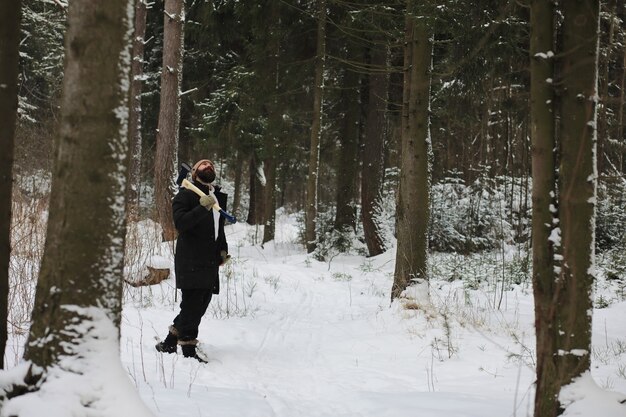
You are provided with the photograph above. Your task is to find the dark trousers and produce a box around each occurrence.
[173,289,213,342]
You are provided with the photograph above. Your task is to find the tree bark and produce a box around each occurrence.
[262,2,281,245]
[531,3,601,414]
[334,44,362,235]
[246,155,265,225]
[262,155,277,244]
[154,0,184,241]
[125,0,148,223]
[362,44,389,257]
[597,0,617,175]
[392,3,432,301]
[618,11,626,172]
[232,148,244,218]
[0,0,21,370]
[529,0,558,415]
[305,0,327,253]
[26,0,134,365]
[17,4,147,414]
[554,0,599,396]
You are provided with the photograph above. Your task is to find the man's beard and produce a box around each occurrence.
[197,169,215,184]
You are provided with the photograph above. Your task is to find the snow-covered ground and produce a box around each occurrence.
[112,213,626,417]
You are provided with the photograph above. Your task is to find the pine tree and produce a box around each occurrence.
[554,0,599,397]
[126,0,149,222]
[529,0,557,414]
[392,0,432,301]
[333,38,363,237]
[305,0,328,254]
[18,0,66,124]
[154,0,185,241]
[531,1,604,415]
[362,40,390,257]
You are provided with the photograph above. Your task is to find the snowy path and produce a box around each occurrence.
[121,244,538,417]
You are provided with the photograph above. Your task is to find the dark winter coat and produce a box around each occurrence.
[173,182,228,293]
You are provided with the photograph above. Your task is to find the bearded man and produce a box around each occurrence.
[155,159,229,362]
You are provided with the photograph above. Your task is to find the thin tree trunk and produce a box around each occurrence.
[178,94,194,167]
[262,2,280,245]
[334,44,362,235]
[362,44,389,257]
[618,29,626,172]
[262,155,277,244]
[246,155,265,225]
[125,0,148,223]
[305,0,327,253]
[597,0,617,175]
[392,3,432,302]
[246,157,258,225]
[232,148,244,217]
[154,0,184,241]
[529,0,558,415]
[0,0,21,370]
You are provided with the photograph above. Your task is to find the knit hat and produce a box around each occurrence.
[191,159,214,181]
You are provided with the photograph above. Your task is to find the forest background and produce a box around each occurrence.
[14,0,626,256]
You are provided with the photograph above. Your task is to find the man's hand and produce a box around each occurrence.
[199,194,216,209]
[220,250,231,266]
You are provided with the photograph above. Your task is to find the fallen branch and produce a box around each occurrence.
[124,266,170,287]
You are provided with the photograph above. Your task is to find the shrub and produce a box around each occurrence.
[429,176,517,253]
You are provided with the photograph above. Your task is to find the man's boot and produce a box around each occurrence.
[155,326,178,354]
[180,340,208,364]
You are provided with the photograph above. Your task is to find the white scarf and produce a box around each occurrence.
[207,188,220,241]
[196,179,220,241]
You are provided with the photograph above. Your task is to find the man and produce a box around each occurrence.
[155,159,230,363]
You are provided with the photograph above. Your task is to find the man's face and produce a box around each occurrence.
[196,160,216,183]
[198,160,214,172]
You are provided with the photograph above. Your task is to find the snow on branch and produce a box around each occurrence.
[45,0,68,9]
[179,88,198,97]
[164,10,177,20]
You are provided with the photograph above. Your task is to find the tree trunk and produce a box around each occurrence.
[597,0,617,176]
[0,0,21,370]
[618,16,626,172]
[125,0,148,223]
[262,155,277,244]
[26,0,134,366]
[392,4,432,302]
[531,3,601,415]
[8,1,152,413]
[246,155,265,225]
[554,0,599,397]
[262,2,280,246]
[529,0,558,415]
[178,90,194,166]
[362,44,389,257]
[305,0,327,253]
[232,149,244,218]
[334,44,362,235]
[154,0,184,241]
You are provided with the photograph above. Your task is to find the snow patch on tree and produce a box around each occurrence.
[0,307,154,417]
